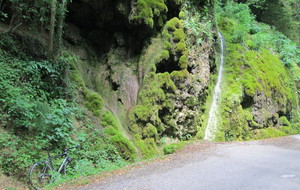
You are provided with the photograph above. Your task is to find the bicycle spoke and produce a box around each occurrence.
[29,161,52,190]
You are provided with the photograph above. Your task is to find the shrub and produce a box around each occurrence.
[163,144,177,154]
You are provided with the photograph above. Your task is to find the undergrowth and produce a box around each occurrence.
[0,33,127,185]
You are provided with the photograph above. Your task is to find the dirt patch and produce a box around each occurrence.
[0,172,28,190]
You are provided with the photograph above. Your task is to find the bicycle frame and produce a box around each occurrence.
[29,146,79,189]
[44,148,74,173]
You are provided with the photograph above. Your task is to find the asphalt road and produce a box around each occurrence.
[78,135,300,190]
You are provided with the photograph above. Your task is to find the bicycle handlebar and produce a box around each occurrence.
[64,146,79,152]
[42,146,79,154]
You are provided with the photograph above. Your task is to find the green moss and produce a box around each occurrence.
[279,116,291,127]
[85,92,103,116]
[173,29,185,41]
[131,0,168,28]
[179,55,188,69]
[165,17,183,31]
[101,110,119,128]
[142,123,159,139]
[130,105,153,123]
[219,44,297,140]
[161,17,188,72]
[108,134,136,161]
[164,41,172,50]
[179,11,185,19]
[102,111,137,161]
[134,136,158,159]
[129,71,179,158]
[175,41,187,53]
[160,50,170,60]
[218,21,297,141]
[69,71,85,88]
[131,72,176,124]
[186,96,196,107]
[170,69,189,81]
[253,127,285,140]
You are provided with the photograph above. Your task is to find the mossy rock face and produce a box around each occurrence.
[218,20,298,141]
[129,0,183,28]
[158,17,188,72]
[128,11,214,156]
[130,0,168,28]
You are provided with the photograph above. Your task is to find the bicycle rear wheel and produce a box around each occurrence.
[29,161,53,190]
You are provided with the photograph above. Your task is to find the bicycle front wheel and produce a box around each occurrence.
[29,161,53,190]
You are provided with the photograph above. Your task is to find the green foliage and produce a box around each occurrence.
[0,0,71,32]
[182,3,213,45]
[217,1,255,43]
[253,127,285,140]
[163,141,187,154]
[279,116,291,127]
[163,144,177,154]
[0,47,76,178]
[102,111,137,161]
[0,46,126,185]
[0,0,49,30]
[0,32,46,59]
[245,0,300,46]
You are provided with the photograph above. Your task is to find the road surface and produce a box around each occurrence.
[78,135,300,190]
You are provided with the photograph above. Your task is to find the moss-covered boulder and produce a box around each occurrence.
[217,14,299,141]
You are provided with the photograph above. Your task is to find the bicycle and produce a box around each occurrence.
[28,146,80,190]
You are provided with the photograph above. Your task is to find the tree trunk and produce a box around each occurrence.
[55,0,68,58]
[48,0,57,59]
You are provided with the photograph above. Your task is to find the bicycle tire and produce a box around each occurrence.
[29,161,53,190]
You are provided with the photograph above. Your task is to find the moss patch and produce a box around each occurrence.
[102,111,137,161]
[131,0,168,28]
[160,17,188,71]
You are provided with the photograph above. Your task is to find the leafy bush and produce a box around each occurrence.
[183,3,213,45]
[0,45,76,179]
[163,141,187,155]
[163,144,177,154]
